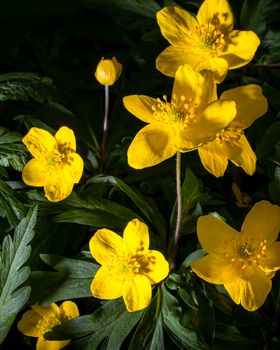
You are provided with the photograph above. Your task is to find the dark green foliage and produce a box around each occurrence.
[0,0,280,348]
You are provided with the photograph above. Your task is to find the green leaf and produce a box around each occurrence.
[84,0,160,18]
[29,254,99,304]
[162,283,209,350]
[0,72,54,103]
[0,179,26,227]
[0,127,28,171]
[256,121,280,159]
[87,175,166,239]
[28,192,141,230]
[240,0,272,36]
[46,298,142,350]
[129,289,164,350]
[0,205,37,344]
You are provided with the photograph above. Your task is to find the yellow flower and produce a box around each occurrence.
[123,64,236,169]
[198,84,268,177]
[191,200,280,311]
[95,57,122,86]
[89,219,169,312]
[17,301,79,350]
[156,0,260,82]
[22,126,84,202]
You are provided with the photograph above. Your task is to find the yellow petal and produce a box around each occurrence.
[224,135,256,175]
[156,46,205,78]
[22,158,47,187]
[176,100,236,151]
[156,6,198,46]
[44,172,74,202]
[259,242,280,273]
[200,56,229,83]
[123,219,149,255]
[63,153,84,183]
[123,95,157,123]
[55,126,76,152]
[59,301,79,319]
[127,124,177,169]
[37,337,70,350]
[191,255,240,284]
[172,64,213,109]
[31,304,60,318]
[224,265,271,311]
[123,275,152,312]
[197,215,238,256]
[197,0,234,32]
[22,127,56,159]
[221,30,260,69]
[241,200,280,244]
[90,266,123,299]
[17,309,41,337]
[142,250,169,284]
[220,84,268,128]
[198,140,228,177]
[89,228,125,265]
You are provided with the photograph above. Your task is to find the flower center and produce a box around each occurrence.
[223,236,268,271]
[47,142,74,167]
[37,313,67,337]
[152,94,196,129]
[215,125,244,146]
[190,22,225,55]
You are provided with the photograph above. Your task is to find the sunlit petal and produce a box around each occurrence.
[60,301,79,320]
[197,0,234,32]
[198,140,228,177]
[220,84,268,128]
[192,255,240,284]
[224,135,256,175]
[197,215,238,256]
[127,124,176,169]
[44,172,74,202]
[22,127,56,159]
[91,266,123,299]
[123,219,149,255]
[17,310,41,337]
[123,95,157,123]
[55,126,76,152]
[89,229,125,265]
[241,201,280,244]
[157,6,198,46]
[224,265,271,311]
[141,250,169,283]
[37,337,70,350]
[22,158,47,187]
[123,275,152,312]
[221,30,260,69]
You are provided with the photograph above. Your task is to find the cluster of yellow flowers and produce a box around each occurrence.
[17,0,280,348]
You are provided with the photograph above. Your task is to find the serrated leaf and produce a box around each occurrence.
[0,179,27,227]
[0,72,54,103]
[0,127,28,171]
[29,255,99,304]
[129,289,164,350]
[88,175,166,240]
[46,298,142,350]
[0,205,37,344]
[162,283,208,350]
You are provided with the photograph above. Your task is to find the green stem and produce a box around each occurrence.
[170,152,182,270]
[174,152,182,246]
[100,85,109,170]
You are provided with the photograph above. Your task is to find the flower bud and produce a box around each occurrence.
[95,57,122,86]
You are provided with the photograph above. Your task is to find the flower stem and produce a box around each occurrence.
[100,85,109,170]
[170,152,182,270]
[174,151,182,246]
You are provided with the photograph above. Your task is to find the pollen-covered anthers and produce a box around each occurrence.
[223,237,268,271]
[37,314,62,336]
[200,22,225,52]
[152,94,196,128]
[128,256,142,274]
[215,125,244,145]
[47,144,74,166]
